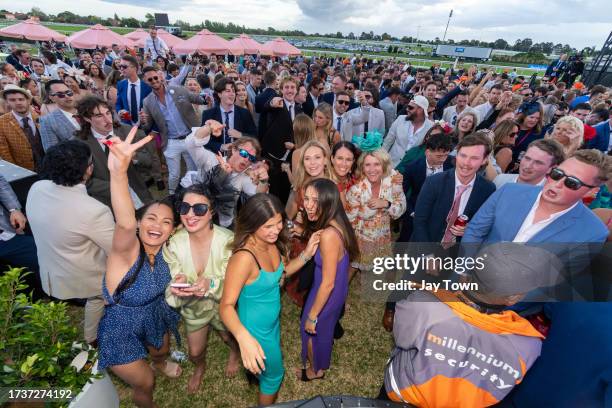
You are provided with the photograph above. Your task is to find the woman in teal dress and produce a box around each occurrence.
[220,193,321,406]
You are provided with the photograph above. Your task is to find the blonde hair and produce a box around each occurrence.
[355,148,392,180]
[292,140,332,191]
[452,110,478,141]
[293,113,316,148]
[314,102,333,135]
[547,115,583,156]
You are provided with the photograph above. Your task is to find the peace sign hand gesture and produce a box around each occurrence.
[107,126,154,175]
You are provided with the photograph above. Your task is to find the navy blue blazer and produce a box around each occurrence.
[302,93,321,118]
[586,121,611,152]
[116,79,152,124]
[255,87,278,140]
[200,105,257,154]
[411,169,496,243]
[402,156,454,214]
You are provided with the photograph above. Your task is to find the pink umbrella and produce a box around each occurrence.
[124,28,147,47]
[67,24,134,49]
[264,37,301,57]
[0,18,67,42]
[173,29,241,55]
[228,34,262,55]
[157,28,184,50]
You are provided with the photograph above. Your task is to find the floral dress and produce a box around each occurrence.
[346,170,406,270]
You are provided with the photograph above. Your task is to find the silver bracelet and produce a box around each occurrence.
[298,252,311,264]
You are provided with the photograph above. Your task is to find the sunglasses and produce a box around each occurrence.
[146,76,160,83]
[178,202,209,216]
[548,168,597,191]
[118,64,130,70]
[50,91,74,98]
[509,131,519,137]
[407,105,417,110]
[337,100,350,106]
[238,148,257,163]
[317,87,324,91]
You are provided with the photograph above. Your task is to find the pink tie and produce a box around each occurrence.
[442,184,469,244]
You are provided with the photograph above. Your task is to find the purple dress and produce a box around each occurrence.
[300,243,350,372]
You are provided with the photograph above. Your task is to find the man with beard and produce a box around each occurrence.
[383,95,433,167]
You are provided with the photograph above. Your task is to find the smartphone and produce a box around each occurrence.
[170,283,192,288]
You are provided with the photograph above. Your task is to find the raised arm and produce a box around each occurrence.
[105,127,153,291]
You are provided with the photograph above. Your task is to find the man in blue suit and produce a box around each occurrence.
[463,150,610,298]
[463,150,609,245]
[586,117,611,153]
[201,77,256,154]
[116,55,151,126]
[411,133,496,244]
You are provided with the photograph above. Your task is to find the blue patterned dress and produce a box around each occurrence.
[97,249,180,369]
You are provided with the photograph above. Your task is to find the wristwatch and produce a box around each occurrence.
[308,316,318,325]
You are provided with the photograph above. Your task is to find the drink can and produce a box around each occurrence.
[454,214,469,228]
[121,111,131,121]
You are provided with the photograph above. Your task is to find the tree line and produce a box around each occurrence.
[3,7,594,56]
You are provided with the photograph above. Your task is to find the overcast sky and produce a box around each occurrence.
[10,0,611,49]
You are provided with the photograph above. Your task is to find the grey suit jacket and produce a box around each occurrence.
[39,109,77,152]
[141,86,205,150]
[379,97,398,134]
[352,107,386,137]
[338,105,371,142]
[0,174,20,234]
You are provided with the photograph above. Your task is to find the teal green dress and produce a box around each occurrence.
[236,249,284,395]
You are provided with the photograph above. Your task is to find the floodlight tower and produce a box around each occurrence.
[442,9,453,42]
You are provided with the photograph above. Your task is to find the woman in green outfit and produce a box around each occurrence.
[220,193,321,406]
[164,184,240,394]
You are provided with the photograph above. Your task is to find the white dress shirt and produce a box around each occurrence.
[309,92,319,109]
[513,192,578,242]
[454,172,476,216]
[473,102,494,124]
[144,36,168,59]
[425,158,444,177]
[59,109,81,130]
[126,78,142,114]
[284,99,295,121]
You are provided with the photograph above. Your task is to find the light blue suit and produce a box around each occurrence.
[462,183,608,301]
[463,183,608,244]
[39,109,77,152]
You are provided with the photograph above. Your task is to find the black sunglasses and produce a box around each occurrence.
[118,64,130,70]
[238,148,257,163]
[337,100,350,106]
[50,91,74,98]
[178,202,209,216]
[146,76,160,83]
[548,168,597,191]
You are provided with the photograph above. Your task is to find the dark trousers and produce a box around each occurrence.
[0,235,44,300]
[266,155,291,204]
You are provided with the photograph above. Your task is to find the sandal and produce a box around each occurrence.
[300,368,325,382]
[150,360,182,378]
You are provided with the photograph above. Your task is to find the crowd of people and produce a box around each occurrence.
[0,26,612,407]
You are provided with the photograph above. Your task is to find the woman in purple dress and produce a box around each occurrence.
[299,178,359,381]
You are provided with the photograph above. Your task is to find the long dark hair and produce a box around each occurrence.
[302,178,359,261]
[231,193,290,257]
[114,198,176,302]
[75,96,118,140]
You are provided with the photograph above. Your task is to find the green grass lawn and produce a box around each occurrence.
[69,277,393,407]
